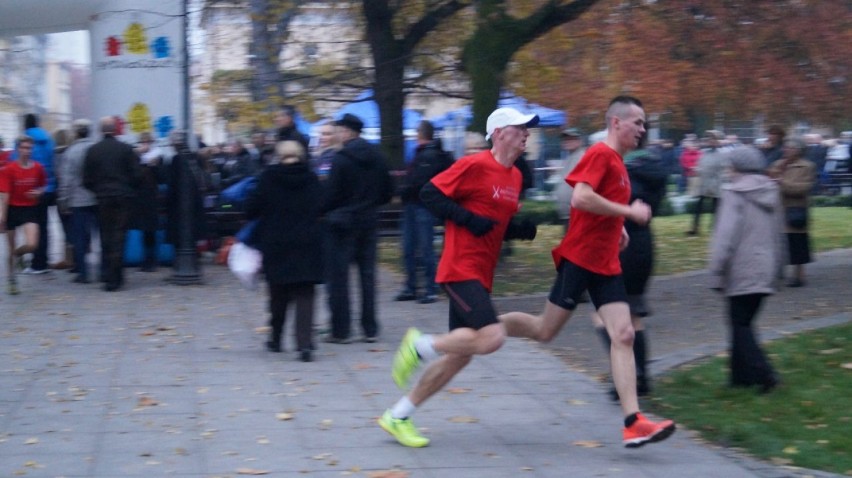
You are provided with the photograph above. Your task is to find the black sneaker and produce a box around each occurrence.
[323,336,354,344]
[394,291,417,301]
[418,295,437,304]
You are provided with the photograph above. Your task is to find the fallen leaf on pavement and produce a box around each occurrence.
[572,440,603,448]
[136,396,159,408]
[24,437,39,445]
[446,388,470,394]
[236,468,270,475]
[366,471,409,478]
[276,412,294,421]
[448,416,478,423]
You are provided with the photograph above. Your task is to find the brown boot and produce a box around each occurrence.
[50,245,75,270]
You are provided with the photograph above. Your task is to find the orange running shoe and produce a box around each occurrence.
[623,412,676,448]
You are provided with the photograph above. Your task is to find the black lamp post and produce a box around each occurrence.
[168,131,202,285]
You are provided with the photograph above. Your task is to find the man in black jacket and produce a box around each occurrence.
[83,117,141,291]
[275,105,310,152]
[322,113,393,343]
[395,120,453,304]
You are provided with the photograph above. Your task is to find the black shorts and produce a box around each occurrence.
[548,259,628,311]
[441,280,499,331]
[5,206,39,229]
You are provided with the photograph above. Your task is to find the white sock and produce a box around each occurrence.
[414,335,439,362]
[390,396,416,420]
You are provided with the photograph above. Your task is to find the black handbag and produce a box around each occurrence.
[785,206,807,229]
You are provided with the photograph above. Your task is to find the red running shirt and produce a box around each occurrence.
[552,142,630,275]
[0,161,47,206]
[431,150,521,291]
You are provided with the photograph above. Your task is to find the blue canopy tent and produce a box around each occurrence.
[328,90,423,162]
[429,95,566,130]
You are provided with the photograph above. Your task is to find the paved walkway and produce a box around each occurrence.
[1,248,848,477]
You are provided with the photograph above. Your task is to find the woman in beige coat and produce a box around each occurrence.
[709,146,785,392]
[768,137,817,287]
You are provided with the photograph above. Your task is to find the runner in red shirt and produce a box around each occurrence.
[500,96,677,448]
[0,136,46,294]
[379,107,539,448]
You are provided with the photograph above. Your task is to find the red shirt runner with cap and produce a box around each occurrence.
[431,150,521,291]
[552,142,630,275]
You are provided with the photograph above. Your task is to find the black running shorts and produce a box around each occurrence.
[548,259,628,311]
[441,280,499,331]
[5,205,39,229]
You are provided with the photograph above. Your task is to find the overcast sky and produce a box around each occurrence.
[47,30,90,65]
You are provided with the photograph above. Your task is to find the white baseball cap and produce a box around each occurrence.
[485,107,540,141]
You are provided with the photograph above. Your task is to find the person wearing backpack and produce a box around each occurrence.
[395,120,454,305]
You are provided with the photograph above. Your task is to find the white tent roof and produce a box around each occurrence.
[0,0,110,37]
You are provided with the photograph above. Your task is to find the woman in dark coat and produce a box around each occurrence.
[593,132,669,398]
[245,140,324,362]
[133,132,164,271]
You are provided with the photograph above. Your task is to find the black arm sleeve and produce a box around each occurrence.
[419,182,473,225]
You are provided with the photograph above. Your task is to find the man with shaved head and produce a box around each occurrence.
[83,116,141,291]
[499,96,676,448]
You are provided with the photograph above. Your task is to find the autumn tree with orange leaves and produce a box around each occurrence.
[513,0,851,137]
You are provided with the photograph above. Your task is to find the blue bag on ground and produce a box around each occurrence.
[220,176,258,204]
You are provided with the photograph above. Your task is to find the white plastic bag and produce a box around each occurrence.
[227,242,262,290]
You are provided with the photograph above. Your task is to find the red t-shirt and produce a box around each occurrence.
[0,160,47,206]
[0,150,11,169]
[552,142,630,275]
[431,150,521,291]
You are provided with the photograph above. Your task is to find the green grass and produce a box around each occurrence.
[647,323,852,475]
[379,206,852,296]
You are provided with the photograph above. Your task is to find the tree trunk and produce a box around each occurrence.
[462,0,601,133]
[373,64,406,169]
[462,25,517,134]
[362,0,468,170]
[249,0,287,108]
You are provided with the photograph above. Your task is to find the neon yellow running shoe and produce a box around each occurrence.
[8,281,19,295]
[392,328,422,389]
[378,410,430,448]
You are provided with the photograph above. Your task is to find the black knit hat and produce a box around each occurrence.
[335,113,364,133]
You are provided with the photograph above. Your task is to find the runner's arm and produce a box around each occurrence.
[420,182,497,236]
[572,182,650,225]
